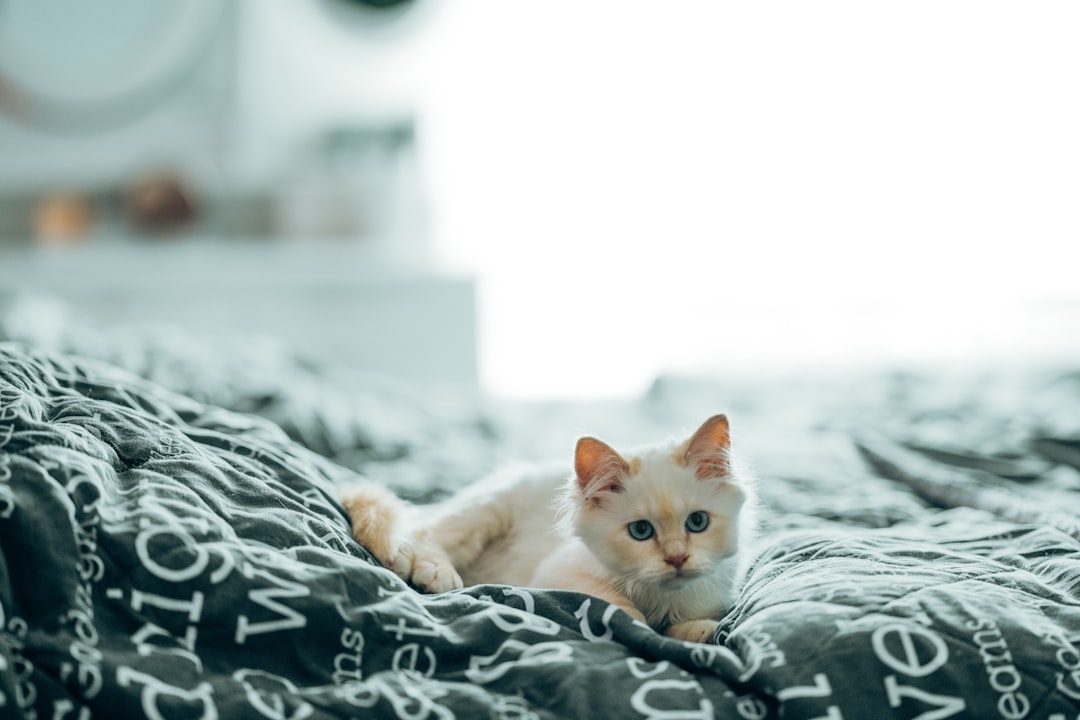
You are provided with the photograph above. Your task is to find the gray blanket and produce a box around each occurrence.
[3,301,1080,718]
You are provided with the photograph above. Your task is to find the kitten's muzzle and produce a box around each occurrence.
[660,568,702,588]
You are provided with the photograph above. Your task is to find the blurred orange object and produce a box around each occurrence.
[33,192,93,245]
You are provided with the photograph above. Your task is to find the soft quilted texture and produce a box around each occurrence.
[3,341,1080,718]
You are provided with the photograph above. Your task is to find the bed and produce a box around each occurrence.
[3,296,1080,719]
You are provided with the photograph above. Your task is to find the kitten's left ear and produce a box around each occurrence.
[683,414,731,480]
[576,437,630,500]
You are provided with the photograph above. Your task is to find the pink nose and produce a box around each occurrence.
[664,554,689,570]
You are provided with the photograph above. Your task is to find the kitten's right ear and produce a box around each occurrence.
[684,413,732,480]
[575,437,630,500]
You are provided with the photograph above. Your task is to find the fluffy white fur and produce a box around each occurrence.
[342,414,757,644]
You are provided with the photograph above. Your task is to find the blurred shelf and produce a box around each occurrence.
[0,237,477,387]
[0,236,428,287]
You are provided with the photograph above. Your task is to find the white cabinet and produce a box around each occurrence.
[0,239,476,386]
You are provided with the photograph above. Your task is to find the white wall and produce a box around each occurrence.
[0,0,443,192]
[4,2,1077,398]
[0,0,233,190]
[228,0,443,187]
[417,1,1080,398]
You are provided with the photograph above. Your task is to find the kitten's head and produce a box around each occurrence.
[566,414,748,591]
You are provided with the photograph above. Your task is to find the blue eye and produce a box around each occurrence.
[685,511,710,533]
[628,520,654,541]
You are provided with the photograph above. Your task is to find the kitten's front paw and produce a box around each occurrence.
[393,533,464,594]
[340,483,462,593]
[666,619,721,644]
[368,535,464,594]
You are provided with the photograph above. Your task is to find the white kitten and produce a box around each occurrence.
[341,414,756,643]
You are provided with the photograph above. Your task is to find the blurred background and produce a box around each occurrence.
[1,0,1078,400]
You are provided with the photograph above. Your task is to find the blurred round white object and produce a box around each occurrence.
[0,0,223,128]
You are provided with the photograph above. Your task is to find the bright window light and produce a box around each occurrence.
[418,1,1080,398]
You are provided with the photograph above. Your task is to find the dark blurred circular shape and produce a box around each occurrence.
[125,175,198,236]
